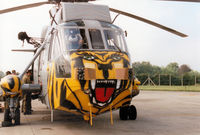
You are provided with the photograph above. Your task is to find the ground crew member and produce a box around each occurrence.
[11,70,17,75]
[22,70,32,115]
[6,71,11,75]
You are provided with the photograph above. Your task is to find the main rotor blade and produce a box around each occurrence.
[0,1,51,14]
[109,8,188,37]
[160,0,200,2]
[12,49,36,53]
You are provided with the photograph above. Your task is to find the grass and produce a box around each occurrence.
[139,85,200,92]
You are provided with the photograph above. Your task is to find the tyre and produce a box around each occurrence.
[2,121,12,127]
[119,106,129,120]
[4,108,12,122]
[129,105,137,120]
[2,108,12,127]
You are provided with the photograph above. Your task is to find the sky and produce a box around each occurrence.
[0,0,200,74]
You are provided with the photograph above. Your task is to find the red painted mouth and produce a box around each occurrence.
[89,79,119,106]
[95,88,114,102]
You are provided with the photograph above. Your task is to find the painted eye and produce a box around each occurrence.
[113,56,121,60]
[84,55,94,60]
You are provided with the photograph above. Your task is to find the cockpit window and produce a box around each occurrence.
[64,28,88,50]
[60,21,128,52]
[89,29,104,49]
[104,30,127,52]
[55,55,71,78]
[61,20,85,26]
[100,21,120,29]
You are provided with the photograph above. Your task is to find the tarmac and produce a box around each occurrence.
[0,91,200,135]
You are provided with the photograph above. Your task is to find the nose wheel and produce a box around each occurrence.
[119,105,137,120]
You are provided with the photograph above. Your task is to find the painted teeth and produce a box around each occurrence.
[108,98,112,103]
[93,97,96,104]
[91,79,96,90]
[96,80,115,84]
[89,79,119,107]
[98,103,105,106]
[116,79,121,89]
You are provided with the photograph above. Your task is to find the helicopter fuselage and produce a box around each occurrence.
[34,18,139,119]
[0,1,188,126]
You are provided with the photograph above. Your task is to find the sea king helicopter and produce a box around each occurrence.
[0,0,187,127]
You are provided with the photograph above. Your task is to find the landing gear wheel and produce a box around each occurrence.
[4,109,11,122]
[2,109,12,127]
[2,121,12,127]
[119,106,129,120]
[128,105,137,120]
[14,107,20,125]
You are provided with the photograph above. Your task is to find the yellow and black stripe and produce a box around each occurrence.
[0,75,22,97]
[46,51,139,118]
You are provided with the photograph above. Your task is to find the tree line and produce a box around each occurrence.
[1,62,200,85]
[132,62,200,86]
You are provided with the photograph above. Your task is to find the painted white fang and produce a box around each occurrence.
[93,97,96,104]
[98,103,105,106]
[108,98,112,103]
[116,79,121,89]
[91,80,96,90]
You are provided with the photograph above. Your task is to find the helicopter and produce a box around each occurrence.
[0,0,188,127]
